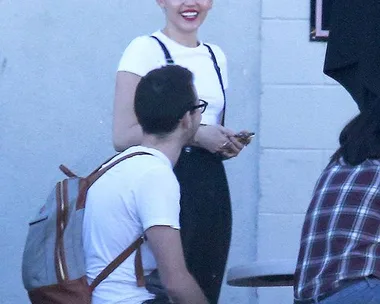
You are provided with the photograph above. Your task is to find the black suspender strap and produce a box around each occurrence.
[150,36,174,64]
[203,43,226,126]
[150,36,226,125]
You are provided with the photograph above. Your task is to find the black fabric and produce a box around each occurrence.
[174,147,232,304]
[144,269,169,301]
[150,36,174,64]
[142,298,171,304]
[323,0,380,111]
[203,43,226,126]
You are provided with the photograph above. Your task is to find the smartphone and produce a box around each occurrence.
[234,132,255,140]
[234,132,255,145]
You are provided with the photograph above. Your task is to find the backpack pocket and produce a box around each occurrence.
[22,201,54,291]
[29,215,48,226]
[27,276,91,304]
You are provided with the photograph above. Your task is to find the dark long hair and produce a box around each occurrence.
[331,101,380,165]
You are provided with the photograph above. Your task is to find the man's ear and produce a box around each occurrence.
[179,111,192,130]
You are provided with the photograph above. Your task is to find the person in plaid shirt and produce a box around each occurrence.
[294,103,380,304]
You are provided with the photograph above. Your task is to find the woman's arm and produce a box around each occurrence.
[191,125,244,158]
[112,71,143,152]
[190,125,232,153]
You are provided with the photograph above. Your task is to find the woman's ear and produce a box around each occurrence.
[205,0,213,10]
[156,0,165,9]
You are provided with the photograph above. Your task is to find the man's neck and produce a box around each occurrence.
[141,135,184,167]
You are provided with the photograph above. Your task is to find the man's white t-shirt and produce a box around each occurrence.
[118,30,228,126]
[83,146,180,304]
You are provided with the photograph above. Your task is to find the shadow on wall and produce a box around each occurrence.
[0,49,7,77]
[0,49,8,108]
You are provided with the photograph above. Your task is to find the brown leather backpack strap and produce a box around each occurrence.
[59,164,78,178]
[76,152,152,210]
[87,152,152,291]
[135,245,145,287]
[90,236,144,292]
[87,154,120,176]
[86,152,152,188]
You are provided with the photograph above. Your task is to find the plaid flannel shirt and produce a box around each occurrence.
[294,157,380,300]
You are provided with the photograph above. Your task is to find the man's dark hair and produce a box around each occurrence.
[134,65,196,135]
[331,101,380,165]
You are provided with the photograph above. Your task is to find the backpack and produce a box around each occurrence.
[22,152,150,304]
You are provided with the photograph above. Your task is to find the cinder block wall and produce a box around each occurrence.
[257,1,358,303]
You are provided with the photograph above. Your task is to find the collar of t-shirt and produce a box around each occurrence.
[118,145,172,169]
[152,30,204,52]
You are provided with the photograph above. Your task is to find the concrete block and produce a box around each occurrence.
[262,0,309,19]
[226,150,258,263]
[262,20,331,85]
[257,214,304,260]
[219,286,257,304]
[260,85,359,149]
[259,149,328,214]
[258,287,293,304]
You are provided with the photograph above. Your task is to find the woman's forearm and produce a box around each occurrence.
[113,123,143,152]
[113,72,143,151]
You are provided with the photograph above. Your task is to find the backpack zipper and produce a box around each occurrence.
[58,182,66,280]
[56,181,68,282]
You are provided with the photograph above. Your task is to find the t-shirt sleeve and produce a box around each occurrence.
[134,166,180,231]
[117,36,164,77]
[209,44,229,90]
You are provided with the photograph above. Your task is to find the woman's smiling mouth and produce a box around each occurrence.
[180,10,199,21]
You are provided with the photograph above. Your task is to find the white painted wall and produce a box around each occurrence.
[258,1,358,303]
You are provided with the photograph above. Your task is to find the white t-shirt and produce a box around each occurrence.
[118,30,228,125]
[83,146,181,304]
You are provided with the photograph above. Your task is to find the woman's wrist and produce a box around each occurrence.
[190,124,207,147]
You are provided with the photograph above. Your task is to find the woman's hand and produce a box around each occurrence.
[192,125,232,154]
[219,135,245,160]
[193,125,246,160]
[219,130,254,159]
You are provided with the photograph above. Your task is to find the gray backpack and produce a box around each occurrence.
[22,152,149,304]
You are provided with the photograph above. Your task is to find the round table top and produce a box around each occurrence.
[227,259,296,287]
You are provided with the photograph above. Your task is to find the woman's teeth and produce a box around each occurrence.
[181,12,198,18]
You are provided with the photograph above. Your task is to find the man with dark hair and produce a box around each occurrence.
[83,65,209,304]
[134,65,199,135]
[294,103,380,304]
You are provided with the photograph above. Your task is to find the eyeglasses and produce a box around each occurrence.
[190,99,208,114]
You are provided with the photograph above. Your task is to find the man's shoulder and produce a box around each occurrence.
[121,158,174,186]
[136,163,177,188]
